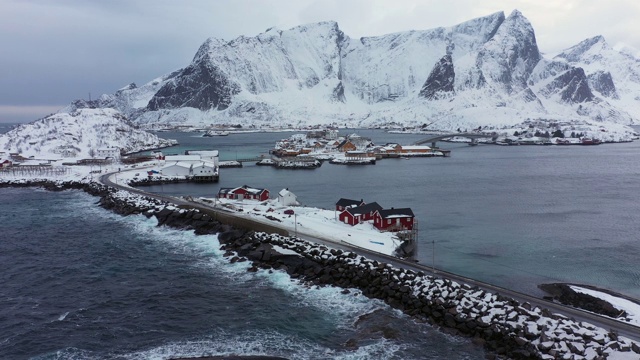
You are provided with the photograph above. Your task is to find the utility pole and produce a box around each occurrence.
[432,238,436,274]
[294,213,297,238]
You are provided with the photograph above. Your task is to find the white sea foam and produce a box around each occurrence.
[256,268,385,325]
[120,329,404,360]
[57,311,69,321]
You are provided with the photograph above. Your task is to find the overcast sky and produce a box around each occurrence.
[2,0,639,123]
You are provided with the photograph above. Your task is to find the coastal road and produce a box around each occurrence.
[99,172,640,343]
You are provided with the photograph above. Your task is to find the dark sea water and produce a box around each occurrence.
[143,130,640,299]
[3,127,640,359]
[0,188,484,359]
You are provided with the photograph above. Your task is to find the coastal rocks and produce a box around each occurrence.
[5,179,638,359]
[538,283,627,318]
[218,232,640,360]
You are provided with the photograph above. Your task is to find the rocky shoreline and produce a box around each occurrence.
[2,179,639,359]
[539,283,637,320]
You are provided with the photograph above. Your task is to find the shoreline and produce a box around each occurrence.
[1,179,639,359]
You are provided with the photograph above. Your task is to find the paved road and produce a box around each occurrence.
[99,172,640,342]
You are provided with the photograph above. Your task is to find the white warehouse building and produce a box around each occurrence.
[96,147,120,159]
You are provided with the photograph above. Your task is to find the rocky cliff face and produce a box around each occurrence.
[419,55,455,99]
[588,71,619,99]
[542,67,594,103]
[146,55,241,111]
[63,10,640,129]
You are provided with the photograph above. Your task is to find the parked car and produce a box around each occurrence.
[284,209,295,215]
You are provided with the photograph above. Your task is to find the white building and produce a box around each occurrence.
[97,147,120,159]
[160,162,192,177]
[160,160,219,179]
[192,161,218,177]
[185,150,219,167]
[278,188,299,206]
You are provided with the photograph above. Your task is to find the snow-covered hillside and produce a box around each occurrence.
[63,10,640,133]
[0,108,177,159]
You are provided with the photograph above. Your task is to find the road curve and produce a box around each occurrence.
[99,172,640,342]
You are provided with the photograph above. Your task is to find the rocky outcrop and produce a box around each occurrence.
[542,67,594,103]
[419,55,455,99]
[539,283,628,318]
[588,71,619,99]
[147,56,241,111]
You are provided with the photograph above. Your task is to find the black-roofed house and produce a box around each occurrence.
[339,202,383,226]
[335,198,365,212]
[373,208,415,231]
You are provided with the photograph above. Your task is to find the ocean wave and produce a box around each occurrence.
[119,329,404,360]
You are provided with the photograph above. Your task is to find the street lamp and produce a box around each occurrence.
[294,212,297,238]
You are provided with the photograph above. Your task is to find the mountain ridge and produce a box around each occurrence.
[62,10,640,131]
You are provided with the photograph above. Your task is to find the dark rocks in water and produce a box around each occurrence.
[538,283,629,318]
[419,54,455,100]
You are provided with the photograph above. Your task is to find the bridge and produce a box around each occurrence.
[413,133,499,147]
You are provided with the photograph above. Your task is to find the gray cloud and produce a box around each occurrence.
[1,0,638,123]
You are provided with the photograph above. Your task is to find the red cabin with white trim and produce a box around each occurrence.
[218,185,270,201]
[373,208,415,231]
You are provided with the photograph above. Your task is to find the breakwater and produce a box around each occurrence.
[1,179,639,359]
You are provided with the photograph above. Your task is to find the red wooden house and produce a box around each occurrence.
[218,185,270,201]
[339,202,382,226]
[337,139,357,152]
[0,159,12,168]
[335,198,365,212]
[373,208,415,231]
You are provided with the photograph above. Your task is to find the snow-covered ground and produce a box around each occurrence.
[571,285,640,327]
[200,197,403,256]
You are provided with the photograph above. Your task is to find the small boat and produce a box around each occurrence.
[581,138,601,145]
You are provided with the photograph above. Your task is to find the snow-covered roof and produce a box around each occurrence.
[186,150,219,157]
[164,155,202,162]
[345,202,383,216]
[162,162,192,169]
[219,185,268,196]
[401,145,431,150]
[278,188,295,197]
[377,208,414,219]
[191,161,216,168]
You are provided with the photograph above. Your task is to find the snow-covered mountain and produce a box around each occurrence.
[0,108,177,159]
[64,10,640,131]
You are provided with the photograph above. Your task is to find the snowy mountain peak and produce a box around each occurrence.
[193,37,227,62]
[60,11,640,130]
[555,35,609,63]
[476,8,540,93]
